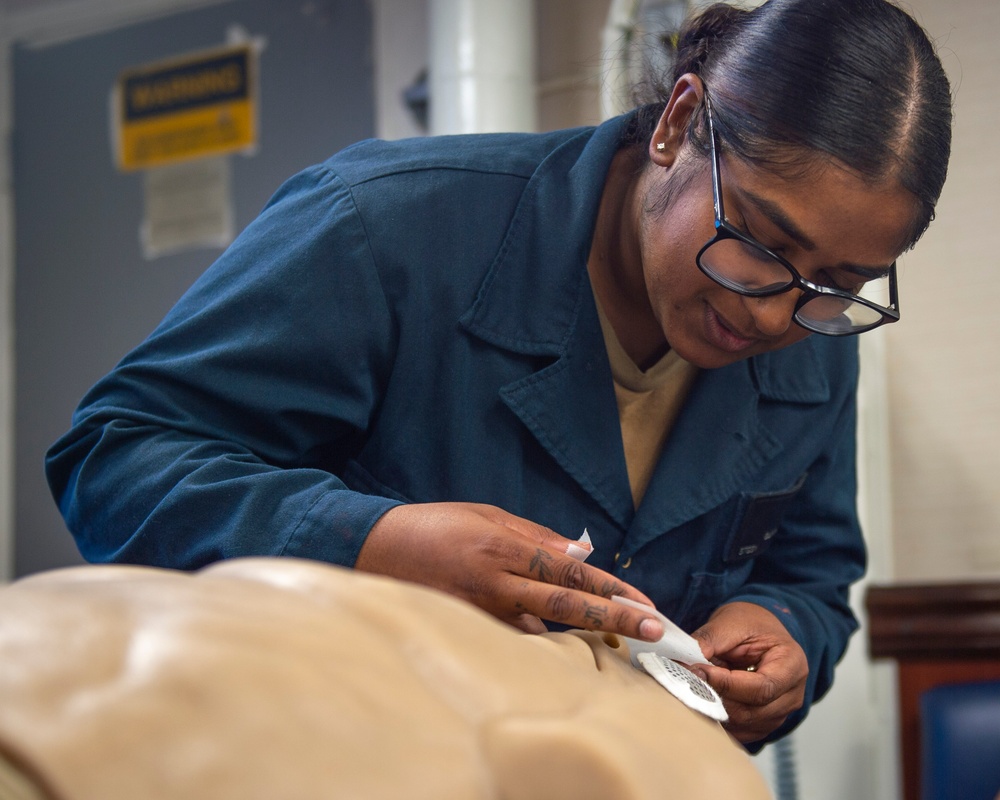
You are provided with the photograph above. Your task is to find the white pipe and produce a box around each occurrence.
[428,0,536,135]
[601,0,640,120]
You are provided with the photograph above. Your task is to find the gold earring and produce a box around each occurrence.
[656,142,666,152]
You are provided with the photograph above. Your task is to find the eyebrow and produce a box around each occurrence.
[734,185,893,281]
[835,262,893,281]
[736,185,818,251]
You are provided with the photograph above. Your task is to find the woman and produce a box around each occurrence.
[47,0,952,748]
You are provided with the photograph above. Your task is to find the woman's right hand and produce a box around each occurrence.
[354,501,665,641]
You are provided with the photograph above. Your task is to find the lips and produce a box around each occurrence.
[704,304,758,353]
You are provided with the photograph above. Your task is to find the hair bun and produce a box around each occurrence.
[672,2,749,80]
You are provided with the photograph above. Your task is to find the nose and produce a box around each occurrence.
[746,290,801,338]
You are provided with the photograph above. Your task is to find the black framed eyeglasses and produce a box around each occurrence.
[695,94,900,336]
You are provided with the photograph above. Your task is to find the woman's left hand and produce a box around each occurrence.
[689,602,808,743]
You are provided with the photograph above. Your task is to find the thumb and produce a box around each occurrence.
[691,620,727,663]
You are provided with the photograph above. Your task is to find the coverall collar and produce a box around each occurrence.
[461,113,831,534]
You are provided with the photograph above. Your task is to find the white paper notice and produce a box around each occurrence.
[141,156,234,259]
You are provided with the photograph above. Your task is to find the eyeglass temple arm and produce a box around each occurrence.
[703,94,725,226]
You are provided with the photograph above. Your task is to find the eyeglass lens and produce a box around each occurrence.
[699,238,891,334]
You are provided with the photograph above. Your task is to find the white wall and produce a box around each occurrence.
[885,0,1000,583]
[786,330,901,800]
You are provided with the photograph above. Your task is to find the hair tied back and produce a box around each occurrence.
[671,2,750,81]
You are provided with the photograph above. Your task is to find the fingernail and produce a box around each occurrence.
[639,618,663,641]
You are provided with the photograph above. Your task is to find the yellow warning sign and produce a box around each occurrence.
[115,44,257,171]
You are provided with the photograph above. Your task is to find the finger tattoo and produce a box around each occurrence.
[582,599,607,629]
[528,548,555,582]
[594,579,623,598]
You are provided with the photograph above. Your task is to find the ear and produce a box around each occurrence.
[649,73,705,167]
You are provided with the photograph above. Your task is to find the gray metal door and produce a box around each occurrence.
[13,0,374,576]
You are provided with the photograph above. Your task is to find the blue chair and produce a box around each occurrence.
[921,679,1000,800]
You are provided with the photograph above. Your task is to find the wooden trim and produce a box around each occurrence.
[865,581,1000,661]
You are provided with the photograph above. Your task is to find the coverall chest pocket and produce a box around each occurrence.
[723,472,808,565]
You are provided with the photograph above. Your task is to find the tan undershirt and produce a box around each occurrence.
[593,293,699,508]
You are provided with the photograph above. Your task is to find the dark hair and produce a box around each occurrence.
[631,0,953,248]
